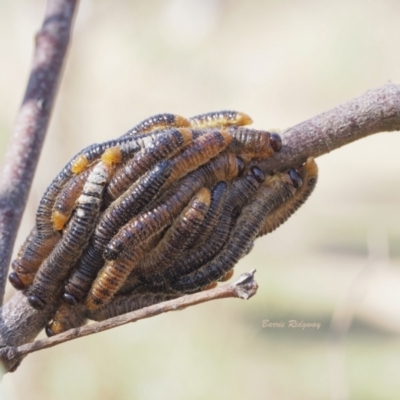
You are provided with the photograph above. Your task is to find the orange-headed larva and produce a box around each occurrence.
[26,148,122,310]
[165,129,232,186]
[62,161,172,305]
[121,113,190,137]
[103,153,243,261]
[105,128,192,204]
[257,157,318,237]
[85,188,211,309]
[52,165,95,231]
[169,169,301,293]
[188,110,253,129]
[135,188,211,286]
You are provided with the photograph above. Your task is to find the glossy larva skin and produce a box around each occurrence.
[6,110,318,336]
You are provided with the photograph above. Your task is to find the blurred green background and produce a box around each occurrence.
[1,1,400,399]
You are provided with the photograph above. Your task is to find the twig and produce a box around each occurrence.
[258,83,400,173]
[0,270,258,368]
[0,0,78,304]
[0,83,399,374]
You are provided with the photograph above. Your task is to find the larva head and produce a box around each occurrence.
[8,272,27,290]
[27,294,46,310]
[52,210,69,231]
[174,115,191,128]
[249,166,266,183]
[102,146,122,166]
[269,133,282,153]
[71,154,89,174]
[302,157,318,180]
[235,112,253,126]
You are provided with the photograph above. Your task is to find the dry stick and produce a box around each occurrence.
[0,84,399,373]
[258,83,400,173]
[0,0,78,304]
[1,270,258,361]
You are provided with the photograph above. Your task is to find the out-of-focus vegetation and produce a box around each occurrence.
[1,1,400,399]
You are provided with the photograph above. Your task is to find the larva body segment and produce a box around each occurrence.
[9,229,60,290]
[86,189,210,309]
[52,166,94,231]
[170,170,300,293]
[188,110,253,129]
[121,113,190,137]
[165,129,232,186]
[87,292,181,321]
[62,161,172,305]
[165,167,265,283]
[257,157,318,237]
[45,303,87,337]
[35,137,139,238]
[105,129,192,204]
[135,188,211,286]
[185,181,228,249]
[104,153,242,261]
[227,127,282,159]
[27,150,121,310]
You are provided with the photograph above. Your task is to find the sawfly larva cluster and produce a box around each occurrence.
[8,110,317,336]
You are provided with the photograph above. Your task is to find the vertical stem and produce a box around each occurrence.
[0,0,78,304]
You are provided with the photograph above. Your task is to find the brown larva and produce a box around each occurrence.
[169,169,302,293]
[165,129,232,186]
[257,157,318,237]
[85,188,211,309]
[52,165,95,231]
[105,128,192,204]
[9,229,60,290]
[62,160,173,305]
[163,166,266,283]
[27,147,122,310]
[134,188,211,286]
[103,153,243,261]
[227,127,282,160]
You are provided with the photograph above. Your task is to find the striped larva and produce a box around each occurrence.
[257,157,318,237]
[184,181,228,249]
[188,110,253,129]
[121,113,190,137]
[62,161,172,305]
[105,128,192,204]
[103,153,243,261]
[52,165,95,231]
[85,188,211,309]
[163,167,265,283]
[9,229,60,290]
[165,129,232,186]
[169,169,301,293]
[134,188,211,286]
[26,147,122,310]
[227,127,282,160]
